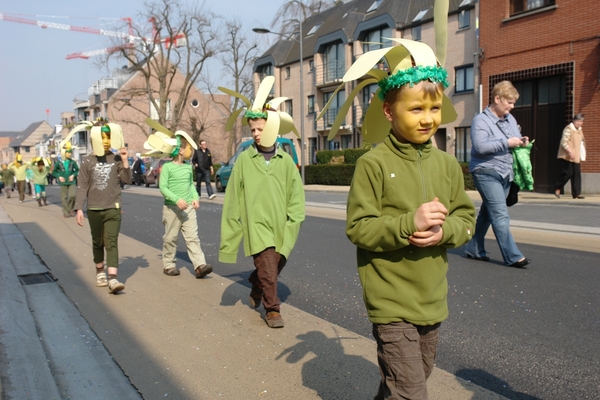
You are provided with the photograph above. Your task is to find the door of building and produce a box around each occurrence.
[511,76,566,192]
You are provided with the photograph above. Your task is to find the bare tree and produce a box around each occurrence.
[270,0,337,36]
[105,0,219,136]
[207,18,261,158]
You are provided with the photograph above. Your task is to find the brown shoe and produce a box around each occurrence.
[163,267,180,276]
[249,288,262,309]
[195,264,213,278]
[265,311,284,328]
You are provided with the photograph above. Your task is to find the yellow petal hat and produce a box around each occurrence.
[90,122,124,155]
[218,75,298,148]
[142,118,197,158]
[317,0,456,144]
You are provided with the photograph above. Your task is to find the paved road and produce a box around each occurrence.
[117,186,600,399]
[2,184,599,399]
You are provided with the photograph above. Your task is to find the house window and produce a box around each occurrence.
[362,26,392,53]
[258,64,273,82]
[458,9,470,29]
[366,0,383,13]
[455,64,474,93]
[309,59,314,72]
[307,95,315,114]
[361,84,378,123]
[323,42,345,82]
[150,99,172,120]
[24,146,31,153]
[341,134,352,149]
[323,89,346,128]
[455,127,471,163]
[510,0,555,16]
[412,25,421,41]
[285,99,293,117]
[285,66,291,79]
[307,23,321,36]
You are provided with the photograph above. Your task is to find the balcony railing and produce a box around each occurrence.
[313,60,346,87]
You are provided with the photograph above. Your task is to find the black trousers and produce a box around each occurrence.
[555,159,581,197]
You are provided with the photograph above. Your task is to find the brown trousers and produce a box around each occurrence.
[373,321,441,400]
[250,247,287,312]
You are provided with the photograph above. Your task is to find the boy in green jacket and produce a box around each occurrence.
[219,77,305,329]
[340,40,476,399]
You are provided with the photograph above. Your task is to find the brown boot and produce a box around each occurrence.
[37,198,42,207]
[42,197,47,206]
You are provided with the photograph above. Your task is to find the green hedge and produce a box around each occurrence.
[316,150,344,164]
[343,148,369,164]
[305,164,355,185]
[459,162,475,190]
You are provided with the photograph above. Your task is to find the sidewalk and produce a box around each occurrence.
[0,192,509,399]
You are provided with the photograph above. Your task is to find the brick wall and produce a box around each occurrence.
[480,0,600,178]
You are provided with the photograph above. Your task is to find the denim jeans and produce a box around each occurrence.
[196,169,214,197]
[465,168,524,265]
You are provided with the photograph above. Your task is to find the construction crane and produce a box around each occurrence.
[0,12,186,60]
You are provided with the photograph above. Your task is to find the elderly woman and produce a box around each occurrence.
[555,114,585,199]
[464,81,531,269]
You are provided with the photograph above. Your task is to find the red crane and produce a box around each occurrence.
[0,12,186,60]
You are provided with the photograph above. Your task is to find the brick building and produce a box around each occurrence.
[479,0,600,193]
[254,0,478,166]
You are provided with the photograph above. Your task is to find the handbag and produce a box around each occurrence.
[506,181,520,207]
[580,141,586,162]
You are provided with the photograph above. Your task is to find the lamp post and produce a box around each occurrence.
[253,21,305,185]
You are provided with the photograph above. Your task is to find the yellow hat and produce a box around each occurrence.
[219,76,298,148]
[142,118,197,158]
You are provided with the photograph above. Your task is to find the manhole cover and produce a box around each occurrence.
[19,273,55,285]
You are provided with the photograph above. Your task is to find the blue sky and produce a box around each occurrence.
[0,0,280,131]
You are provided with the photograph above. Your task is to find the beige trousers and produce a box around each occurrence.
[162,204,206,270]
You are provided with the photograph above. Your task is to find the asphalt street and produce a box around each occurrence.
[118,185,600,399]
[1,183,599,399]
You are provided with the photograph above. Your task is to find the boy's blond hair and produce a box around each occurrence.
[383,80,444,106]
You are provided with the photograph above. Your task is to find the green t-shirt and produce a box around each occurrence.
[159,162,198,205]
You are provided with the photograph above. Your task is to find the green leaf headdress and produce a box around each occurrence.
[317,0,456,144]
[218,75,299,148]
[142,118,197,158]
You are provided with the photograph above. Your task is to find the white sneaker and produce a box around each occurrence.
[96,272,108,287]
[108,278,125,294]
[209,194,216,200]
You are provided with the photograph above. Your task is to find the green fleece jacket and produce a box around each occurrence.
[159,161,198,205]
[346,134,476,326]
[219,144,305,262]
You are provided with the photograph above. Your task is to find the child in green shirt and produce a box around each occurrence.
[144,120,212,279]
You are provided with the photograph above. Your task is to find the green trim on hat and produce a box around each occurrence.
[377,65,449,101]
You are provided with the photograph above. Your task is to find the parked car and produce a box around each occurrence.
[144,158,172,188]
[215,137,299,192]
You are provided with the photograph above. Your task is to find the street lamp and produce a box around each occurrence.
[253,21,305,185]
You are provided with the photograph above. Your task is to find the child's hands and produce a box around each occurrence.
[413,197,448,232]
[409,225,443,247]
[59,177,66,183]
[119,148,129,168]
[76,210,84,226]
[192,200,200,210]
[176,199,188,210]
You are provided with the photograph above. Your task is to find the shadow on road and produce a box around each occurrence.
[455,369,542,400]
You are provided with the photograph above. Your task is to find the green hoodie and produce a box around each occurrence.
[346,134,476,326]
[219,144,305,262]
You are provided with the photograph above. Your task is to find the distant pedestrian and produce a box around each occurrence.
[142,119,213,279]
[53,142,79,217]
[74,119,131,295]
[131,153,144,186]
[1,163,15,198]
[555,114,586,199]
[8,154,27,202]
[25,166,34,197]
[192,139,216,199]
[464,80,531,268]
[219,76,305,329]
[339,41,476,399]
[29,157,53,206]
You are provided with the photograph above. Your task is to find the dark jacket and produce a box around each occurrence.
[192,148,213,172]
